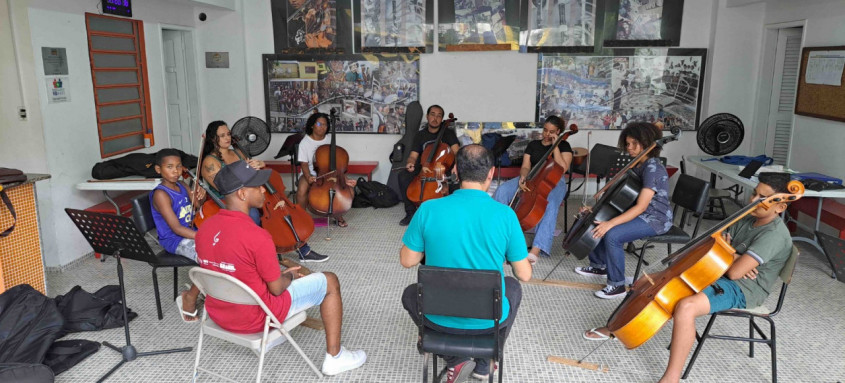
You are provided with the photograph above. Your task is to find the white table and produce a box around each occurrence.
[686,155,845,278]
[76,177,161,215]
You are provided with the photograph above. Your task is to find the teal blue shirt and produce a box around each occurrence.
[403,189,528,329]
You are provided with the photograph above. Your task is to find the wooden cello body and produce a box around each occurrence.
[261,169,315,252]
[606,181,805,349]
[510,124,578,231]
[562,128,681,259]
[308,110,354,216]
[406,114,457,205]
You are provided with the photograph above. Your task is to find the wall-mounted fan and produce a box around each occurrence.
[696,113,744,156]
[231,116,271,157]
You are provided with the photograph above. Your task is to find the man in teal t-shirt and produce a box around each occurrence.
[400,145,532,382]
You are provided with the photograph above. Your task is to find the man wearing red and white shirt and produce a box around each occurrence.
[196,160,366,376]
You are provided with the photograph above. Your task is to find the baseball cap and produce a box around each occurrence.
[214,160,271,195]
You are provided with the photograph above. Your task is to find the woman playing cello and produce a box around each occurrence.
[583,173,796,383]
[574,122,673,299]
[296,112,357,228]
[493,115,573,264]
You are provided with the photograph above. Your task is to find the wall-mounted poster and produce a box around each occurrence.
[536,49,706,130]
[263,54,420,134]
[602,0,684,47]
[271,0,354,53]
[360,0,434,52]
[524,0,598,52]
[437,0,521,50]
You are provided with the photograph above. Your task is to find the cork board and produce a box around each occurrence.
[795,46,845,123]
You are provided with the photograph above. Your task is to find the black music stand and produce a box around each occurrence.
[572,143,625,194]
[65,208,192,383]
[490,135,517,184]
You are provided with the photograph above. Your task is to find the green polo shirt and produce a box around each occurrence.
[403,189,528,330]
[727,215,793,308]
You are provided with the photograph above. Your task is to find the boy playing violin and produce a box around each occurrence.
[583,173,794,383]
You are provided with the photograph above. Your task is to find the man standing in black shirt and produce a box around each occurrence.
[397,105,460,225]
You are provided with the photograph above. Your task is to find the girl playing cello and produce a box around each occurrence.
[574,122,673,299]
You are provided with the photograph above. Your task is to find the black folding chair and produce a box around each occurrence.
[416,266,504,383]
[632,174,711,281]
[129,194,198,320]
[682,245,800,383]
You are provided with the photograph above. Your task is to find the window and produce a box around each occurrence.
[85,13,154,158]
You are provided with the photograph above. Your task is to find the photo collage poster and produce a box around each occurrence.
[537,51,705,130]
[287,0,337,48]
[264,54,420,133]
[616,0,663,40]
[361,0,428,48]
[438,0,519,48]
[525,0,596,48]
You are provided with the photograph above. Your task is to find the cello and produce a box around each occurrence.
[308,109,354,218]
[509,123,578,231]
[406,113,457,204]
[562,127,681,259]
[606,181,805,349]
[259,169,315,253]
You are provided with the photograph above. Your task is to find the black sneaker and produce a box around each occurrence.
[399,213,413,226]
[595,284,626,299]
[574,266,607,277]
[300,250,330,263]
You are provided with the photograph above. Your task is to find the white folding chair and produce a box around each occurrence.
[188,267,323,382]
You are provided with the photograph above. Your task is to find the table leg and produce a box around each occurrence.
[102,191,120,215]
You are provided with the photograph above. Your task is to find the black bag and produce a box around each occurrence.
[53,285,137,337]
[352,177,400,209]
[42,340,100,376]
[91,150,198,180]
[0,285,65,364]
[0,363,54,382]
[0,167,27,238]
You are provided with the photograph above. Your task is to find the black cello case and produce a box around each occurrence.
[386,101,423,197]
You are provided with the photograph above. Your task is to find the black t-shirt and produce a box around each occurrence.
[524,140,573,168]
[411,126,459,160]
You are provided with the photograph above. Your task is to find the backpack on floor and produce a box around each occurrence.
[353,177,400,209]
[42,339,100,376]
[0,285,65,364]
[53,285,137,338]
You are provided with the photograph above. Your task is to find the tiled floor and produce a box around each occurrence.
[47,203,845,382]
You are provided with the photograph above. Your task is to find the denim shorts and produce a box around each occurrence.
[703,277,746,314]
[174,238,197,262]
[285,272,327,320]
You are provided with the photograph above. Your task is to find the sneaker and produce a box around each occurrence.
[594,284,626,299]
[471,362,498,380]
[574,266,607,277]
[321,346,367,376]
[445,360,476,383]
[300,250,330,263]
[399,213,413,226]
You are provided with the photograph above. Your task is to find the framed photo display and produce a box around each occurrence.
[603,0,684,47]
[536,49,707,130]
[271,0,354,53]
[523,0,601,53]
[263,54,420,134]
[358,0,435,53]
[437,0,522,50]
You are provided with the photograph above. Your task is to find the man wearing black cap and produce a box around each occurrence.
[195,160,367,376]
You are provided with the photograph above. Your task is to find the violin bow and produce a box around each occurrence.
[190,133,206,213]
[582,131,592,209]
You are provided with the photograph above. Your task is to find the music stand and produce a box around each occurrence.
[274,132,305,200]
[572,143,624,194]
[490,135,517,184]
[65,208,192,383]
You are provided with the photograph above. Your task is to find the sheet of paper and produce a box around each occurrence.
[806,50,845,86]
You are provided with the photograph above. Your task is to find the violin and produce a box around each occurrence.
[509,123,578,231]
[606,181,805,349]
[562,127,681,259]
[308,109,354,217]
[406,113,457,204]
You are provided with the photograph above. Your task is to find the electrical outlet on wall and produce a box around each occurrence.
[18,106,27,120]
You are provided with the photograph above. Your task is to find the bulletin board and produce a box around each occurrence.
[795,46,845,123]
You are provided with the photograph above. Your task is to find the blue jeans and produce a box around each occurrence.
[285,272,328,319]
[588,217,656,286]
[493,176,567,256]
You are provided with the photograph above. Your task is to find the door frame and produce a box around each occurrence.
[750,20,805,166]
[158,24,202,154]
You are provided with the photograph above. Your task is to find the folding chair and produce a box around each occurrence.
[129,194,198,320]
[188,267,323,382]
[632,174,711,281]
[416,266,504,383]
[682,245,800,383]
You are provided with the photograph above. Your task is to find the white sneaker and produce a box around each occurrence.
[321,346,367,376]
